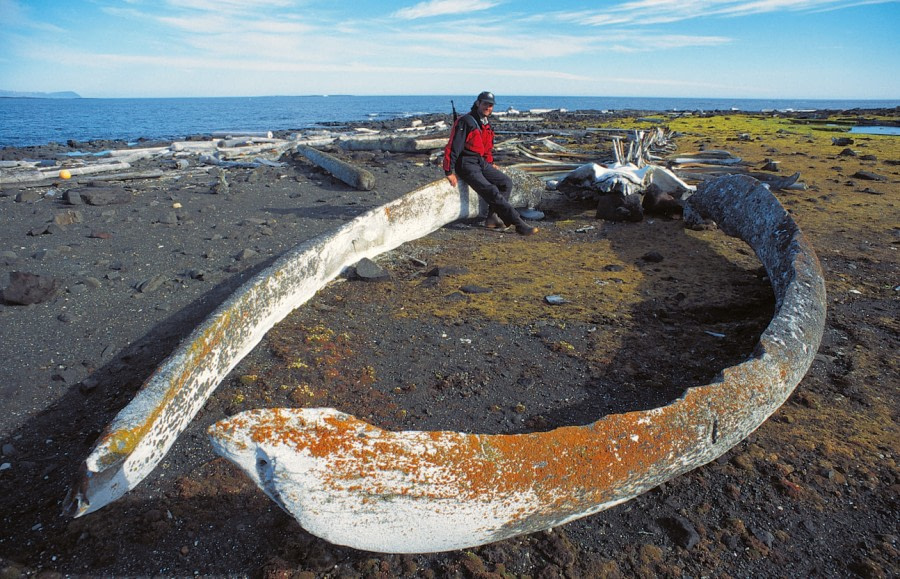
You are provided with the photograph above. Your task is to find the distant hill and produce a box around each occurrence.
[0,90,81,99]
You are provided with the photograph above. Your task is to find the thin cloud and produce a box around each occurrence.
[393,0,500,20]
[164,0,296,13]
[158,14,312,35]
[549,0,897,26]
[0,0,66,33]
[157,15,234,34]
[643,34,731,48]
[397,25,729,59]
[27,42,590,84]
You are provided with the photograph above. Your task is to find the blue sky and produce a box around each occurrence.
[1,0,897,99]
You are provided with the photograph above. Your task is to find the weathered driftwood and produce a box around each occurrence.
[294,137,338,148]
[614,127,674,166]
[0,169,44,185]
[206,174,825,553]
[170,141,220,153]
[65,178,480,518]
[507,163,581,177]
[499,142,599,164]
[217,142,293,161]
[0,160,42,169]
[512,145,577,166]
[0,161,133,185]
[1,133,296,186]
[748,171,801,190]
[674,149,739,160]
[667,147,805,191]
[253,158,288,168]
[295,144,375,191]
[82,170,167,182]
[105,147,170,161]
[173,139,289,156]
[672,157,746,166]
[493,115,544,123]
[535,138,569,152]
[339,136,446,153]
[211,130,274,139]
[217,137,283,148]
[198,155,282,169]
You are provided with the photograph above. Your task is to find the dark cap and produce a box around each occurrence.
[477,91,495,104]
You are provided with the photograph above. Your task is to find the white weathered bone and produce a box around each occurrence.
[64,178,480,517]
[208,175,825,553]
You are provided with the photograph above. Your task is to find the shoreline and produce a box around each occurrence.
[2,100,898,149]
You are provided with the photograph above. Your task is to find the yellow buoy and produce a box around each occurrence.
[59,169,72,180]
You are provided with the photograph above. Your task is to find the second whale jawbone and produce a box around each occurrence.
[209,175,826,553]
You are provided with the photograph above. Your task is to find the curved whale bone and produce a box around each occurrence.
[208,174,826,553]
[64,178,480,518]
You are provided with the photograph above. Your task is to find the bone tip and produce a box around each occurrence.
[62,486,91,518]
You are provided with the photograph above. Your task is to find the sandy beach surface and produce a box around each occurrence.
[0,109,897,577]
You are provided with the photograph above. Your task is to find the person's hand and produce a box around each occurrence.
[446,174,458,187]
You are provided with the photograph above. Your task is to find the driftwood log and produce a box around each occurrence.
[211,130,274,139]
[295,144,376,191]
[0,161,133,185]
[338,135,446,153]
[81,170,167,182]
[216,142,293,160]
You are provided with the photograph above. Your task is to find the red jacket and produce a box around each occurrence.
[443,112,495,174]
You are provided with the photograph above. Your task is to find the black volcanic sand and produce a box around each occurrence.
[0,110,897,577]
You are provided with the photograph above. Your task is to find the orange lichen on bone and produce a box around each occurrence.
[224,391,713,508]
[208,174,825,553]
[92,309,236,466]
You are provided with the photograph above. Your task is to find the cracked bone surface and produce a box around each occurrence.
[209,174,826,553]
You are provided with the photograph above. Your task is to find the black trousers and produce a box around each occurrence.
[456,156,521,226]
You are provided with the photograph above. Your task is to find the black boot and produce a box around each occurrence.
[513,216,539,236]
[484,212,506,229]
[515,223,539,236]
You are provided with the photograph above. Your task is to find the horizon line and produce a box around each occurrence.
[3,92,899,102]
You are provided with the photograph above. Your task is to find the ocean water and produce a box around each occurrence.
[1,94,896,148]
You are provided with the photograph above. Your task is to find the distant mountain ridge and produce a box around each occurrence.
[0,90,81,99]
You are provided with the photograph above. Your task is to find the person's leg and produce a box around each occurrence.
[479,164,538,234]
[457,160,520,226]
[480,164,514,225]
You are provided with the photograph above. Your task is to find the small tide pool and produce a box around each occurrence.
[849,126,900,136]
